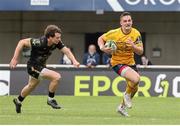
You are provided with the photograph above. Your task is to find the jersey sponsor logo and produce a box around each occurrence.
[32,39,41,46]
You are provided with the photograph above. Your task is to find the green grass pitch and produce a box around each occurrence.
[0,96,180,125]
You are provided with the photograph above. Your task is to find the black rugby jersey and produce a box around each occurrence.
[28,36,65,65]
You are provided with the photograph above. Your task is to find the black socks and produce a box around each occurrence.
[18,95,25,102]
[48,91,55,98]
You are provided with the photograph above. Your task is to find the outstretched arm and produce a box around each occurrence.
[10,38,31,69]
[61,47,80,67]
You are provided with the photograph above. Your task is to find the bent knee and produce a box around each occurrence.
[53,73,61,81]
[133,74,140,84]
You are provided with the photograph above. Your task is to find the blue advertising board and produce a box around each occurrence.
[0,0,180,11]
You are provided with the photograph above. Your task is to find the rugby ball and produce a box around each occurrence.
[105,40,117,51]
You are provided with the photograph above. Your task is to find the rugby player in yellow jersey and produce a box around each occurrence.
[98,12,143,117]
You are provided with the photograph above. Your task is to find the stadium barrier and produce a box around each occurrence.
[0,64,180,97]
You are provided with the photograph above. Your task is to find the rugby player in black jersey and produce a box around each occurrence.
[10,25,80,113]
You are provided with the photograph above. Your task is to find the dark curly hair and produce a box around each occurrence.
[44,25,62,38]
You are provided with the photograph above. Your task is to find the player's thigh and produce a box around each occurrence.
[28,76,40,87]
[40,68,61,80]
[123,67,140,84]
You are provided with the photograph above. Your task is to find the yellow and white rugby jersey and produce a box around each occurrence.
[102,27,143,66]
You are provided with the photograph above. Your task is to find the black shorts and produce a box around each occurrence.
[27,61,46,79]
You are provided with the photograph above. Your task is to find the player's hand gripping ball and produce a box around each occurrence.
[105,40,117,51]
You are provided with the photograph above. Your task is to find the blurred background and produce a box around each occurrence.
[1,1,180,124]
[0,0,180,65]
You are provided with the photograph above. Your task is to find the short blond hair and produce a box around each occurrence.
[120,12,132,21]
